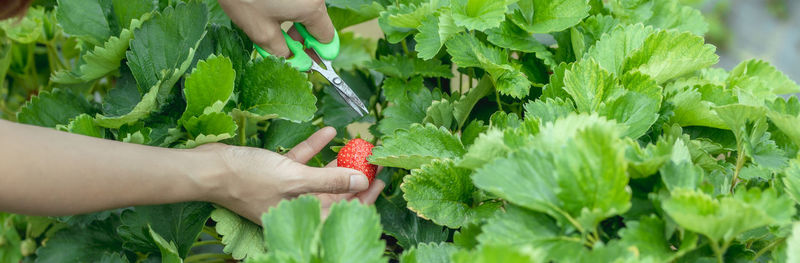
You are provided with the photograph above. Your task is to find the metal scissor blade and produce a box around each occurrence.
[310,60,369,116]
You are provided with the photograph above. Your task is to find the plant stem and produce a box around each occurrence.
[753,238,785,260]
[238,113,247,146]
[495,89,503,112]
[401,40,410,55]
[729,146,746,193]
[191,240,222,248]
[184,253,232,263]
[202,226,222,241]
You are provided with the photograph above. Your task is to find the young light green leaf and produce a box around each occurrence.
[368,54,453,80]
[94,79,161,129]
[240,56,317,122]
[617,215,673,262]
[728,59,800,97]
[320,200,385,263]
[645,0,707,36]
[477,205,583,262]
[788,222,800,263]
[180,55,235,124]
[623,30,718,84]
[147,226,181,263]
[424,99,455,129]
[333,32,375,71]
[523,97,575,124]
[415,12,462,60]
[663,188,795,244]
[261,195,321,263]
[782,159,800,205]
[59,114,105,138]
[446,34,530,98]
[402,159,501,228]
[473,114,630,231]
[450,0,513,31]
[583,23,654,76]
[378,77,434,135]
[451,244,543,263]
[182,112,237,147]
[598,91,660,139]
[210,208,266,260]
[399,242,458,263]
[486,20,548,53]
[509,0,590,34]
[369,123,466,170]
[562,59,622,113]
[52,14,149,84]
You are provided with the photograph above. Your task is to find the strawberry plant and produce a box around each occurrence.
[2,0,800,262]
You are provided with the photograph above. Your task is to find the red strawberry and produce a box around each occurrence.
[337,138,377,183]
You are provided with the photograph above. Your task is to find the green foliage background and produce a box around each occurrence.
[1,0,800,262]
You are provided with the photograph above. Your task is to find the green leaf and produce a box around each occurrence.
[477,205,583,262]
[509,0,590,34]
[210,208,266,260]
[182,112,237,147]
[261,195,321,263]
[51,14,150,84]
[17,89,97,128]
[399,242,458,263]
[118,202,213,258]
[561,59,621,113]
[263,120,318,151]
[126,1,208,93]
[767,97,800,148]
[35,216,125,263]
[788,222,800,263]
[147,226,181,263]
[458,119,539,170]
[376,187,449,249]
[460,120,488,147]
[424,99,454,129]
[369,54,453,79]
[55,0,113,45]
[451,244,543,263]
[59,114,105,138]
[598,91,660,139]
[0,7,46,43]
[486,20,548,53]
[623,30,718,84]
[617,215,673,262]
[378,77,433,135]
[333,32,375,71]
[450,0,513,31]
[378,4,417,43]
[415,12,462,60]
[472,114,630,231]
[523,97,575,124]
[445,34,530,98]
[402,159,501,228]
[715,104,788,169]
[662,188,795,244]
[180,54,235,124]
[319,199,385,263]
[369,123,466,170]
[327,0,385,29]
[452,77,493,128]
[94,79,161,129]
[782,159,800,205]
[728,59,800,97]
[645,0,707,36]
[667,84,730,129]
[583,23,655,76]
[387,1,446,29]
[111,0,156,28]
[240,57,317,122]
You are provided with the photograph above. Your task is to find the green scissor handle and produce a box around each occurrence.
[254,23,340,72]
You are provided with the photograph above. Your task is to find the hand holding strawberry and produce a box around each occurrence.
[337,138,378,183]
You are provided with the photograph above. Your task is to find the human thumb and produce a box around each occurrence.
[298,166,370,194]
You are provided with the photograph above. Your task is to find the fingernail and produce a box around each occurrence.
[349,174,369,192]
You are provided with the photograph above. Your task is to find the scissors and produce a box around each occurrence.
[254,23,369,116]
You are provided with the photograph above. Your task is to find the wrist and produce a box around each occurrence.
[180,144,232,203]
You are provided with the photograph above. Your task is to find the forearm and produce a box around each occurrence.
[0,120,226,216]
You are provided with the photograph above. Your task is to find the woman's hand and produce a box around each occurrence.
[197,127,384,223]
[217,0,335,58]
